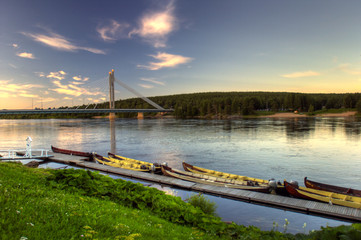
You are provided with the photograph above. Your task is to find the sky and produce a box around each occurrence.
[0,0,360,109]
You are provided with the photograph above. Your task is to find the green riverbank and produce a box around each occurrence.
[0,162,360,239]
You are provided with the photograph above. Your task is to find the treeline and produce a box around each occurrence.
[2,92,361,119]
[103,92,361,118]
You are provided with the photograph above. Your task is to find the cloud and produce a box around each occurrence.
[16,52,36,59]
[337,63,361,75]
[23,31,105,54]
[138,52,192,70]
[0,80,43,99]
[51,79,105,97]
[35,72,45,77]
[281,71,321,78]
[47,71,67,80]
[12,43,19,48]
[72,75,89,82]
[71,81,84,85]
[129,1,177,48]
[140,77,165,85]
[18,93,39,98]
[138,84,154,89]
[39,97,56,103]
[97,20,130,42]
[9,63,17,69]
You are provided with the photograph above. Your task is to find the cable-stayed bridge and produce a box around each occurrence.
[0,70,173,117]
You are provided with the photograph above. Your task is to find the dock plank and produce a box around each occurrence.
[46,153,361,222]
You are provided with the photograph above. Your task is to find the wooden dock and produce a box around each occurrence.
[48,153,361,222]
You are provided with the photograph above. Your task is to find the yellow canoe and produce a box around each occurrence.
[183,162,269,184]
[94,154,152,172]
[108,152,160,172]
[162,165,272,193]
[284,180,361,209]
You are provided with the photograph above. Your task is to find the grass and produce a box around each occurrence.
[1,162,361,240]
[0,162,222,240]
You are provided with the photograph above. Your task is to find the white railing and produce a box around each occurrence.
[0,149,50,159]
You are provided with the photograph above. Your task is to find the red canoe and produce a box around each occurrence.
[51,145,92,158]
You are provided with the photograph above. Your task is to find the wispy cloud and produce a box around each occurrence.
[138,84,154,89]
[12,43,19,48]
[0,80,43,99]
[129,1,177,48]
[281,71,321,78]
[23,30,105,54]
[72,75,89,82]
[337,63,361,75]
[47,71,67,80]
[97,20,130,42]
[9,63,17,69]
[51,80,104,97]
[16,52,36,59]
[140,77,165,85]
[138,52,192,70]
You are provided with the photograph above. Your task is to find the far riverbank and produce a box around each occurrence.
[260,111,357,118]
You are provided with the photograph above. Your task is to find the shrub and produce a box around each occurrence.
[187,193,218,217]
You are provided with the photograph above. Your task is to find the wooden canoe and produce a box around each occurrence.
[108,152,161,173]
[51,145,92,158]
[182,162,270,184]
[182,162,286,195]
[94,154,151,172]
[284,180,361,209]
[162,165,272,193]
[304,177,361,197]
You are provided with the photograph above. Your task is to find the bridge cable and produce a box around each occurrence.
[114,77,164,110]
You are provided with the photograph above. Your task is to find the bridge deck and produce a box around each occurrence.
[0,108,173,115]
[45,152,361,222]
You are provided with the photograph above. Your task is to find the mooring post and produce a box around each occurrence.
[109,69,115,120]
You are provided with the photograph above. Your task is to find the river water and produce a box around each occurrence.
[1,117,361,233]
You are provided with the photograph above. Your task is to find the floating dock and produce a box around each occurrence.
[43,153,361,222]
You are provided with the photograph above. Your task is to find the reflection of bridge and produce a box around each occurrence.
[1,69,173,117]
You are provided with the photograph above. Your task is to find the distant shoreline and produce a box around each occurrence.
[261,111,357,118]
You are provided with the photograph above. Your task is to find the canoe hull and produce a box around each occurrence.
[162,165,272,193]
[284,180,361,209]
[51,145,92,158]
[94,154,151,172]
[182,162,286,195]
[304,177,361,197]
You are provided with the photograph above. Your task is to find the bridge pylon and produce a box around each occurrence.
[109,69,115,120]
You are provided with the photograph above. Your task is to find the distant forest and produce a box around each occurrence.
[2,92,361,119]
[92,92,361,118]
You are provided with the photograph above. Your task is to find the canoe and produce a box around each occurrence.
[94,154,152,172]
[51,145,92,158]
[182,162,286,194]
[162,165,272,193]
[182,162,270,184]
[304,177,361,197]
[284,180,361,209]
[108,152,161,173]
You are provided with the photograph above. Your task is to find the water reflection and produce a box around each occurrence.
[284,118,315,139]
[110,119,116,153]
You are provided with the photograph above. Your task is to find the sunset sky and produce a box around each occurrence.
[1,0,360,109]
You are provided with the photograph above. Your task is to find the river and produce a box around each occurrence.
[1,117,361,233]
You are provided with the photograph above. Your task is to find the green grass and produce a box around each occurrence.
[1,162,360,240]
[0,162,222,240]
